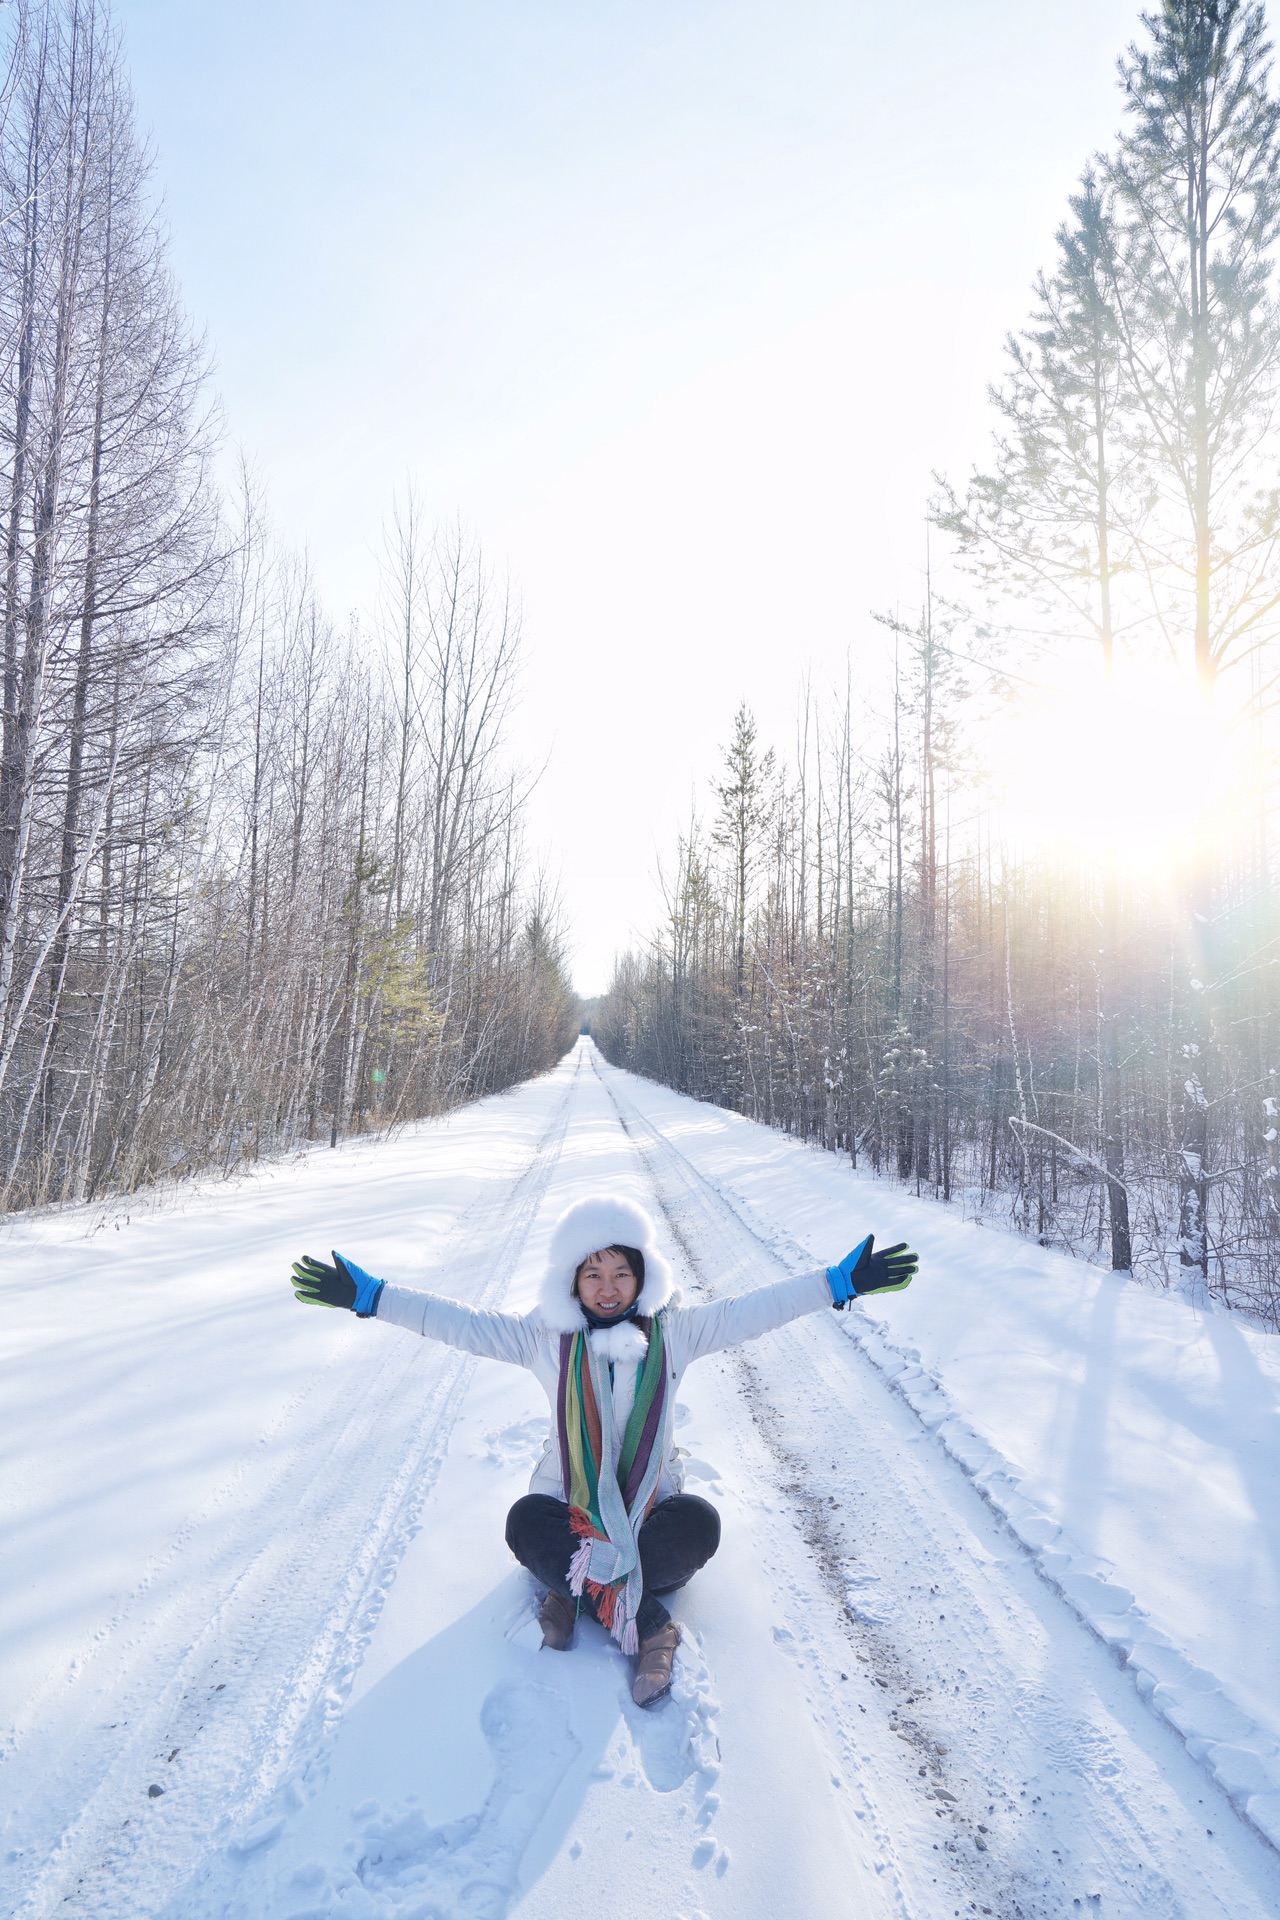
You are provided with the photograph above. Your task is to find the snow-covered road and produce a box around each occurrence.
[4,1041,1280,1918]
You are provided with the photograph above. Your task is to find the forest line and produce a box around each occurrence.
[0,0,576,1212]
[596,0,1280,1322]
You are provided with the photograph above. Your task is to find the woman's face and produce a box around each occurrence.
[575,1248,639,1318]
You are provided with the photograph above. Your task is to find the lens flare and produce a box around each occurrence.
[984,662,1249,872]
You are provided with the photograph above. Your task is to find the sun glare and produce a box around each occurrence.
[985,663,1247,873]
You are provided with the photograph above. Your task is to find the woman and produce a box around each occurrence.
[291,1194,917,1707]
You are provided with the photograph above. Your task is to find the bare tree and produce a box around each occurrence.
[0,3,575,1213]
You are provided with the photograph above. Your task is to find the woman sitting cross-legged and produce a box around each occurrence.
[290,1194,917,1708]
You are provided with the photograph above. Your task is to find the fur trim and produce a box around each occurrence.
[589,1321,650,1365]
[535,1194,675,1333]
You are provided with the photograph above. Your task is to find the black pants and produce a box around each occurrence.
[505,1491,721,1640]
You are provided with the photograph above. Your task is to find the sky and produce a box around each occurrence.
[113,0,1148,993]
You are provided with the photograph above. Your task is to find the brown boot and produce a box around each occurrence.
[632,1621,680,1707]
[538,1589,577,1651]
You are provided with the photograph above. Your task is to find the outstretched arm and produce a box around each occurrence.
[666,1268,832,1365]
[290,1252,539,1367]
[666,1234,919,1367]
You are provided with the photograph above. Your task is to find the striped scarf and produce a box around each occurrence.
[558,1316,670,1653]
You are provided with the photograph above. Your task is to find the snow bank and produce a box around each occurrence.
[614,1068,1280,1852]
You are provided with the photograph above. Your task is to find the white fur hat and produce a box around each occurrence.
[535,1193,675,1333]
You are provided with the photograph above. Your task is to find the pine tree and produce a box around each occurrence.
[1109,0,1280,1275]
[939,173,1139,1268]
[712,703,774,1001]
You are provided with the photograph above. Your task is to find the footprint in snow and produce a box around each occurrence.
[677,1456,725,1496]
[478,1416,548,1471]
[624,1628,721,1807]
[345,1678,580,1919]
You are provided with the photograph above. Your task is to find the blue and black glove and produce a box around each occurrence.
[826,1234,918,1309]
[290,1251,385,1318]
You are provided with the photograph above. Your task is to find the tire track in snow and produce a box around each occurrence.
[11,1066,579,1920]
[598,1065,1038,1920]
[599,1057,1280,1918]
[213,1055,885,1920]
[606,1067,1280,1867]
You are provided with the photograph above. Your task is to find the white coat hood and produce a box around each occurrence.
[535,1193,675,1341]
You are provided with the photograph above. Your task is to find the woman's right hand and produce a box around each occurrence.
[290,1251,385,1317]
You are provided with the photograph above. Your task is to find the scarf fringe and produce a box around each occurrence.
[567,1536,593,1596]
[567,1507,636,1649]
[590,1579,619,1633]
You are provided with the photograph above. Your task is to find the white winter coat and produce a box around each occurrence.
[374,1192,831,1504]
